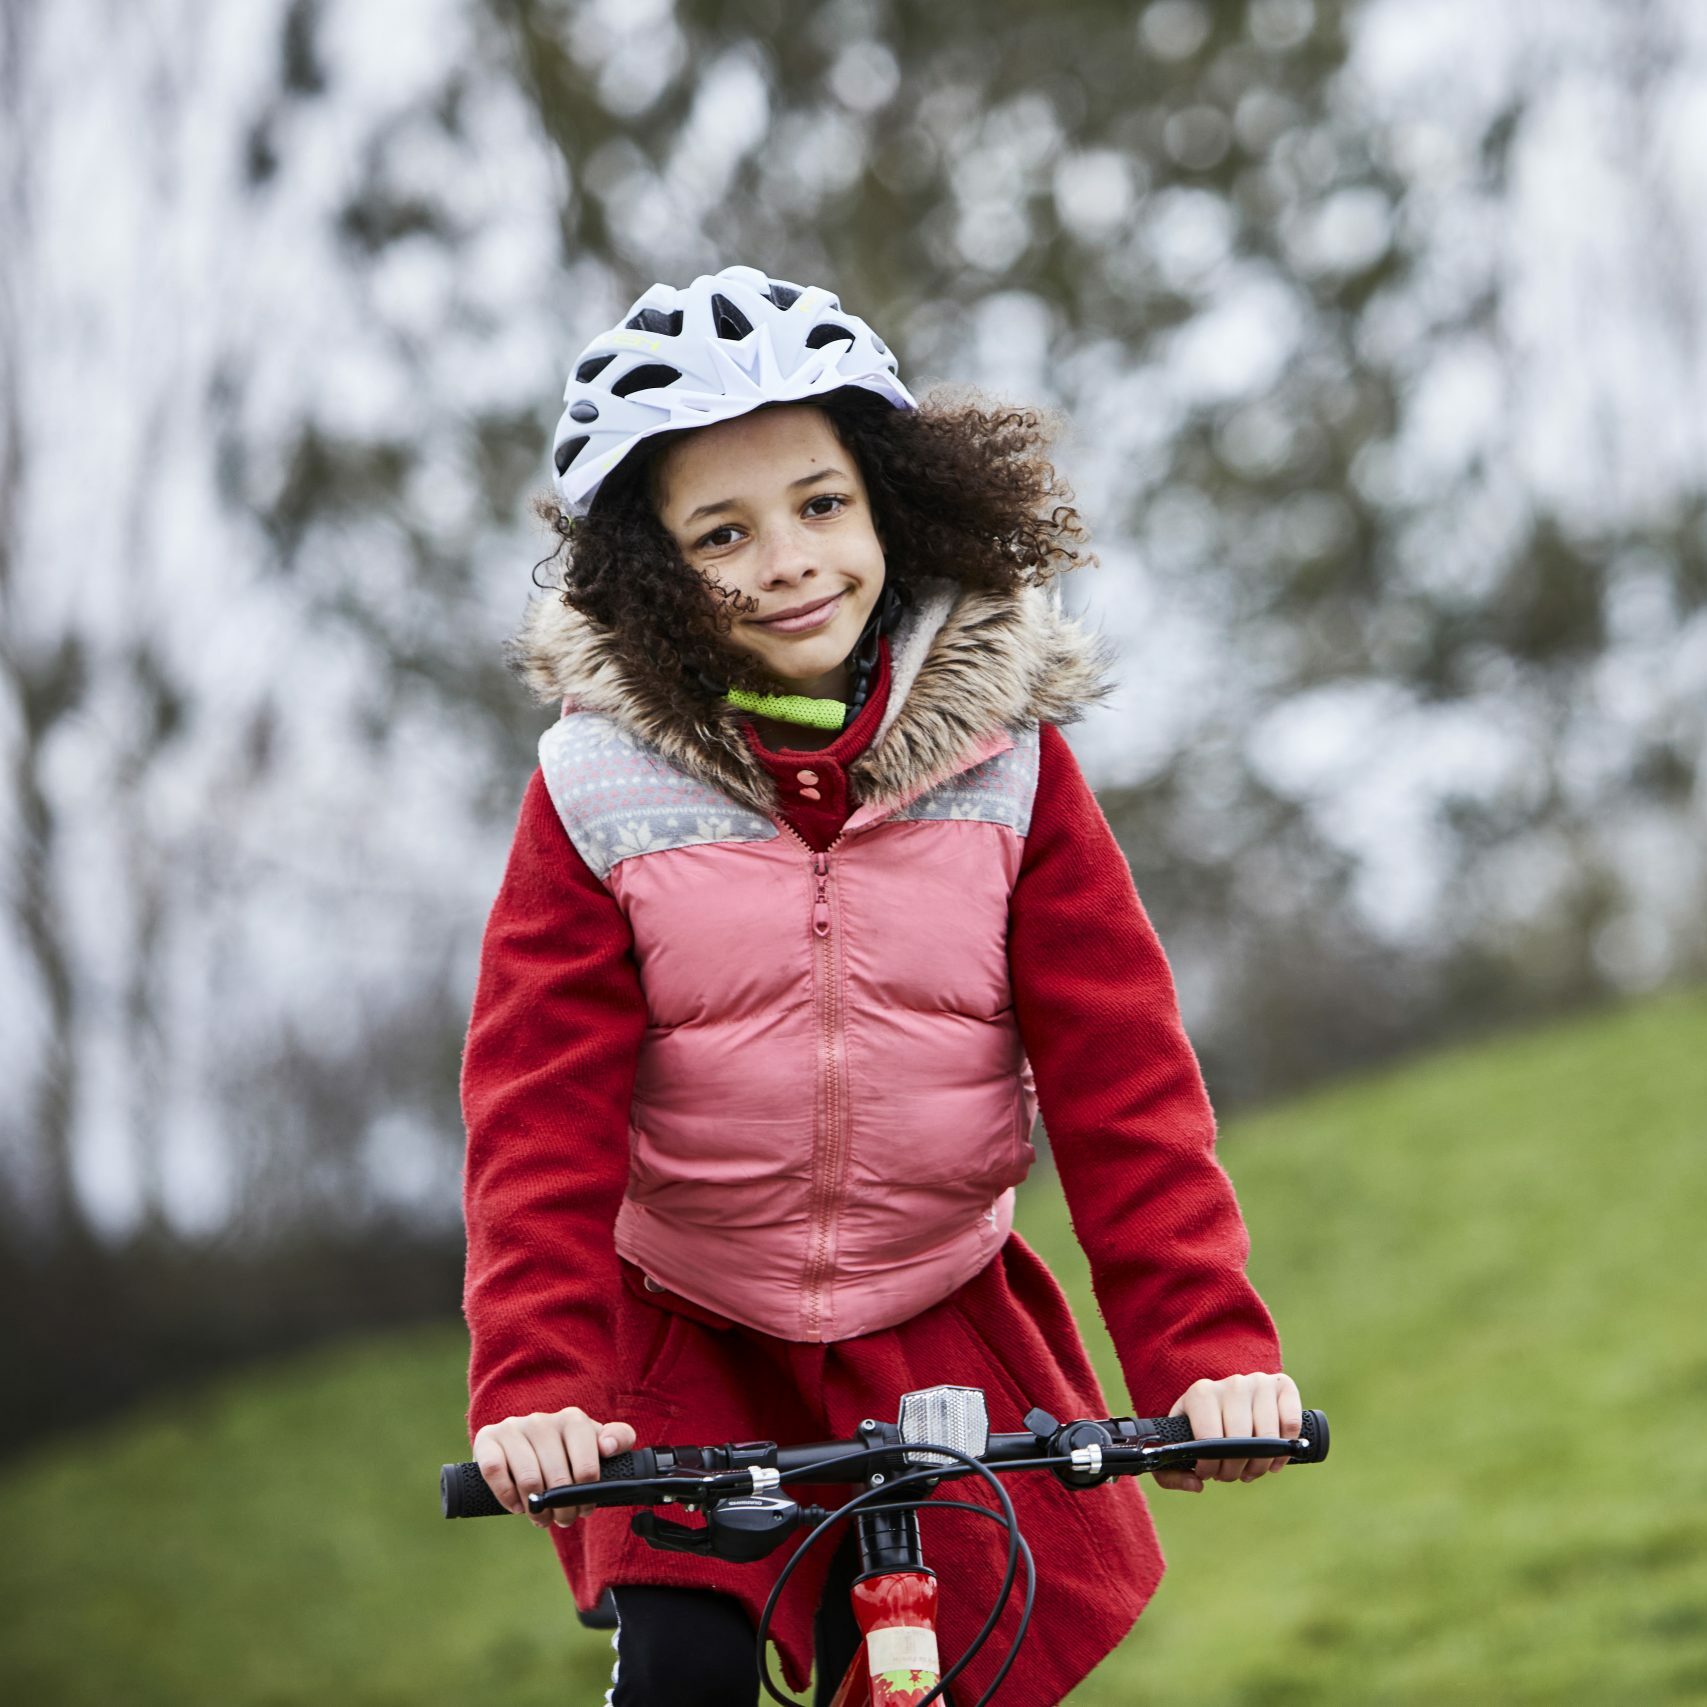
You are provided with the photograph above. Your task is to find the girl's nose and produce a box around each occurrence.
[756,518,817,584]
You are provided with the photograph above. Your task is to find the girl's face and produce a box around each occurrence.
[653,403,886,699]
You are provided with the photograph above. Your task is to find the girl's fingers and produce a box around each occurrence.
[600,1420,638,1455]
[1171,1382,1225,1482]
[1151,1467,1204,1494]
[555,1418,636,1528]
[1248,1379,1281,1479]
[528,1420,574,1500]
[1216,1377,1254,1483]
[474,1408,633,1530]
[472,1430,521,1516]
[560,1412,603,1491]
[547,1412,607,1529]
[1169,1372,1304,1485]
[522,1417,578,1530]
[1271,1374,1303,1473]
[503,1429,550,1529]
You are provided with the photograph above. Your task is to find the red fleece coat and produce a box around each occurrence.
[460,636,1282,1702]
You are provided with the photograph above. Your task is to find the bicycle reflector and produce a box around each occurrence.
[898,1384,990,1468]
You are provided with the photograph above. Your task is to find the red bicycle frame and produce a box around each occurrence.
[828,1566,942,1707]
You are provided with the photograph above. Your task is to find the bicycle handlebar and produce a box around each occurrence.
[440,1406,1329,1519]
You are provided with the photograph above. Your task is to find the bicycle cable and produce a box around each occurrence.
[756,1477,1020,1707]
[849,1502,1034,1706]
[755,1441,1031,1707]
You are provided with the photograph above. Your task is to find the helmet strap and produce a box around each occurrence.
[724,686,848,730]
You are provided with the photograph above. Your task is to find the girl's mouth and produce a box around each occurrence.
[755,591,845,634]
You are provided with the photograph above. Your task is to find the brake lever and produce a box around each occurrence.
[1147,1435,1302,1457]
[530,1469,748,1514]
[1125,1435,1309,1471]
[633,1494,808,1562]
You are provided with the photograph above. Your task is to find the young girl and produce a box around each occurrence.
[461,264,1298,1706]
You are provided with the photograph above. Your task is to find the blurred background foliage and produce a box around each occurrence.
[1,0,1703,1443]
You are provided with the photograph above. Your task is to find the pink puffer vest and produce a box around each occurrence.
[538,711,1042,1341]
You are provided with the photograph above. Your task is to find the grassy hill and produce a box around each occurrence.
[3,989,1705,1704]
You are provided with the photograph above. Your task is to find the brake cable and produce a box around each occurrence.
[756,1440,1032,1707]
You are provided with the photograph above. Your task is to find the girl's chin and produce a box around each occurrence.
[748,614,864,678]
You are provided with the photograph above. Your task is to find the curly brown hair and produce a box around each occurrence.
[527,386,1094,701]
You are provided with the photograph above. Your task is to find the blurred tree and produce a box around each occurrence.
[473,0,1706,1095]
[472,0,1429,1108]
[1,0,1703,1436]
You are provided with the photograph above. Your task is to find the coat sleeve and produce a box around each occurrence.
[460,767,648,1440]
[1008,722,1282,1419]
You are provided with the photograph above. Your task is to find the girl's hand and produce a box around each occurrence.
[472,1406,639,1529]
[1152,1371,1301,1493]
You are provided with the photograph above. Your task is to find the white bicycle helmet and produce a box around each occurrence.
[550,264,917,517]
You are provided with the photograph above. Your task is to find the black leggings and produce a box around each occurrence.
[605,1531,862,1706]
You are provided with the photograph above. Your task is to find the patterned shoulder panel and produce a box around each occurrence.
[891,720,1041,833]
[539,713,779,881]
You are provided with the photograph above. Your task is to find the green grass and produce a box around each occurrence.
[3,989,1705,1703]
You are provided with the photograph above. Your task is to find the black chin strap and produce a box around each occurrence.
[839,581,906,728]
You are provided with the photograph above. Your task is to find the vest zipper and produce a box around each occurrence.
[775,817,850,1338]
[813,850,831,938]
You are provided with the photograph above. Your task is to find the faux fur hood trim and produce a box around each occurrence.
[510,577,1116,819]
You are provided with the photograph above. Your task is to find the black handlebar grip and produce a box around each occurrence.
[441,1461,510,1519]
[583,1447,659,1484]
[1295,1409,1330,1463]
[441,1447,664,1518]
[1132,1414,1197,1446]
[1132,1409,1330,1460]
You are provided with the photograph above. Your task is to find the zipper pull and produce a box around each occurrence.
[813,851,830,937]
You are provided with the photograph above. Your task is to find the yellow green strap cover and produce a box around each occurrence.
[724,687,847,730]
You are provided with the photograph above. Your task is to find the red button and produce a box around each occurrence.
[799,787,823,800]
[796,769,819,784]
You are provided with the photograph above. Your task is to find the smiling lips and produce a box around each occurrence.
[755,591,845,633]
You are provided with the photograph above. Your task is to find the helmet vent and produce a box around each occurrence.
[805,323,855,350]
[711,294,755,341]
[610,362,682,398]
[575,353,616,383]
[625,307,684,336]
[554,435,589,475]
[764,283,801,310]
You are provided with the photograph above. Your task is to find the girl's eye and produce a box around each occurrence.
[694,496,845,550]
